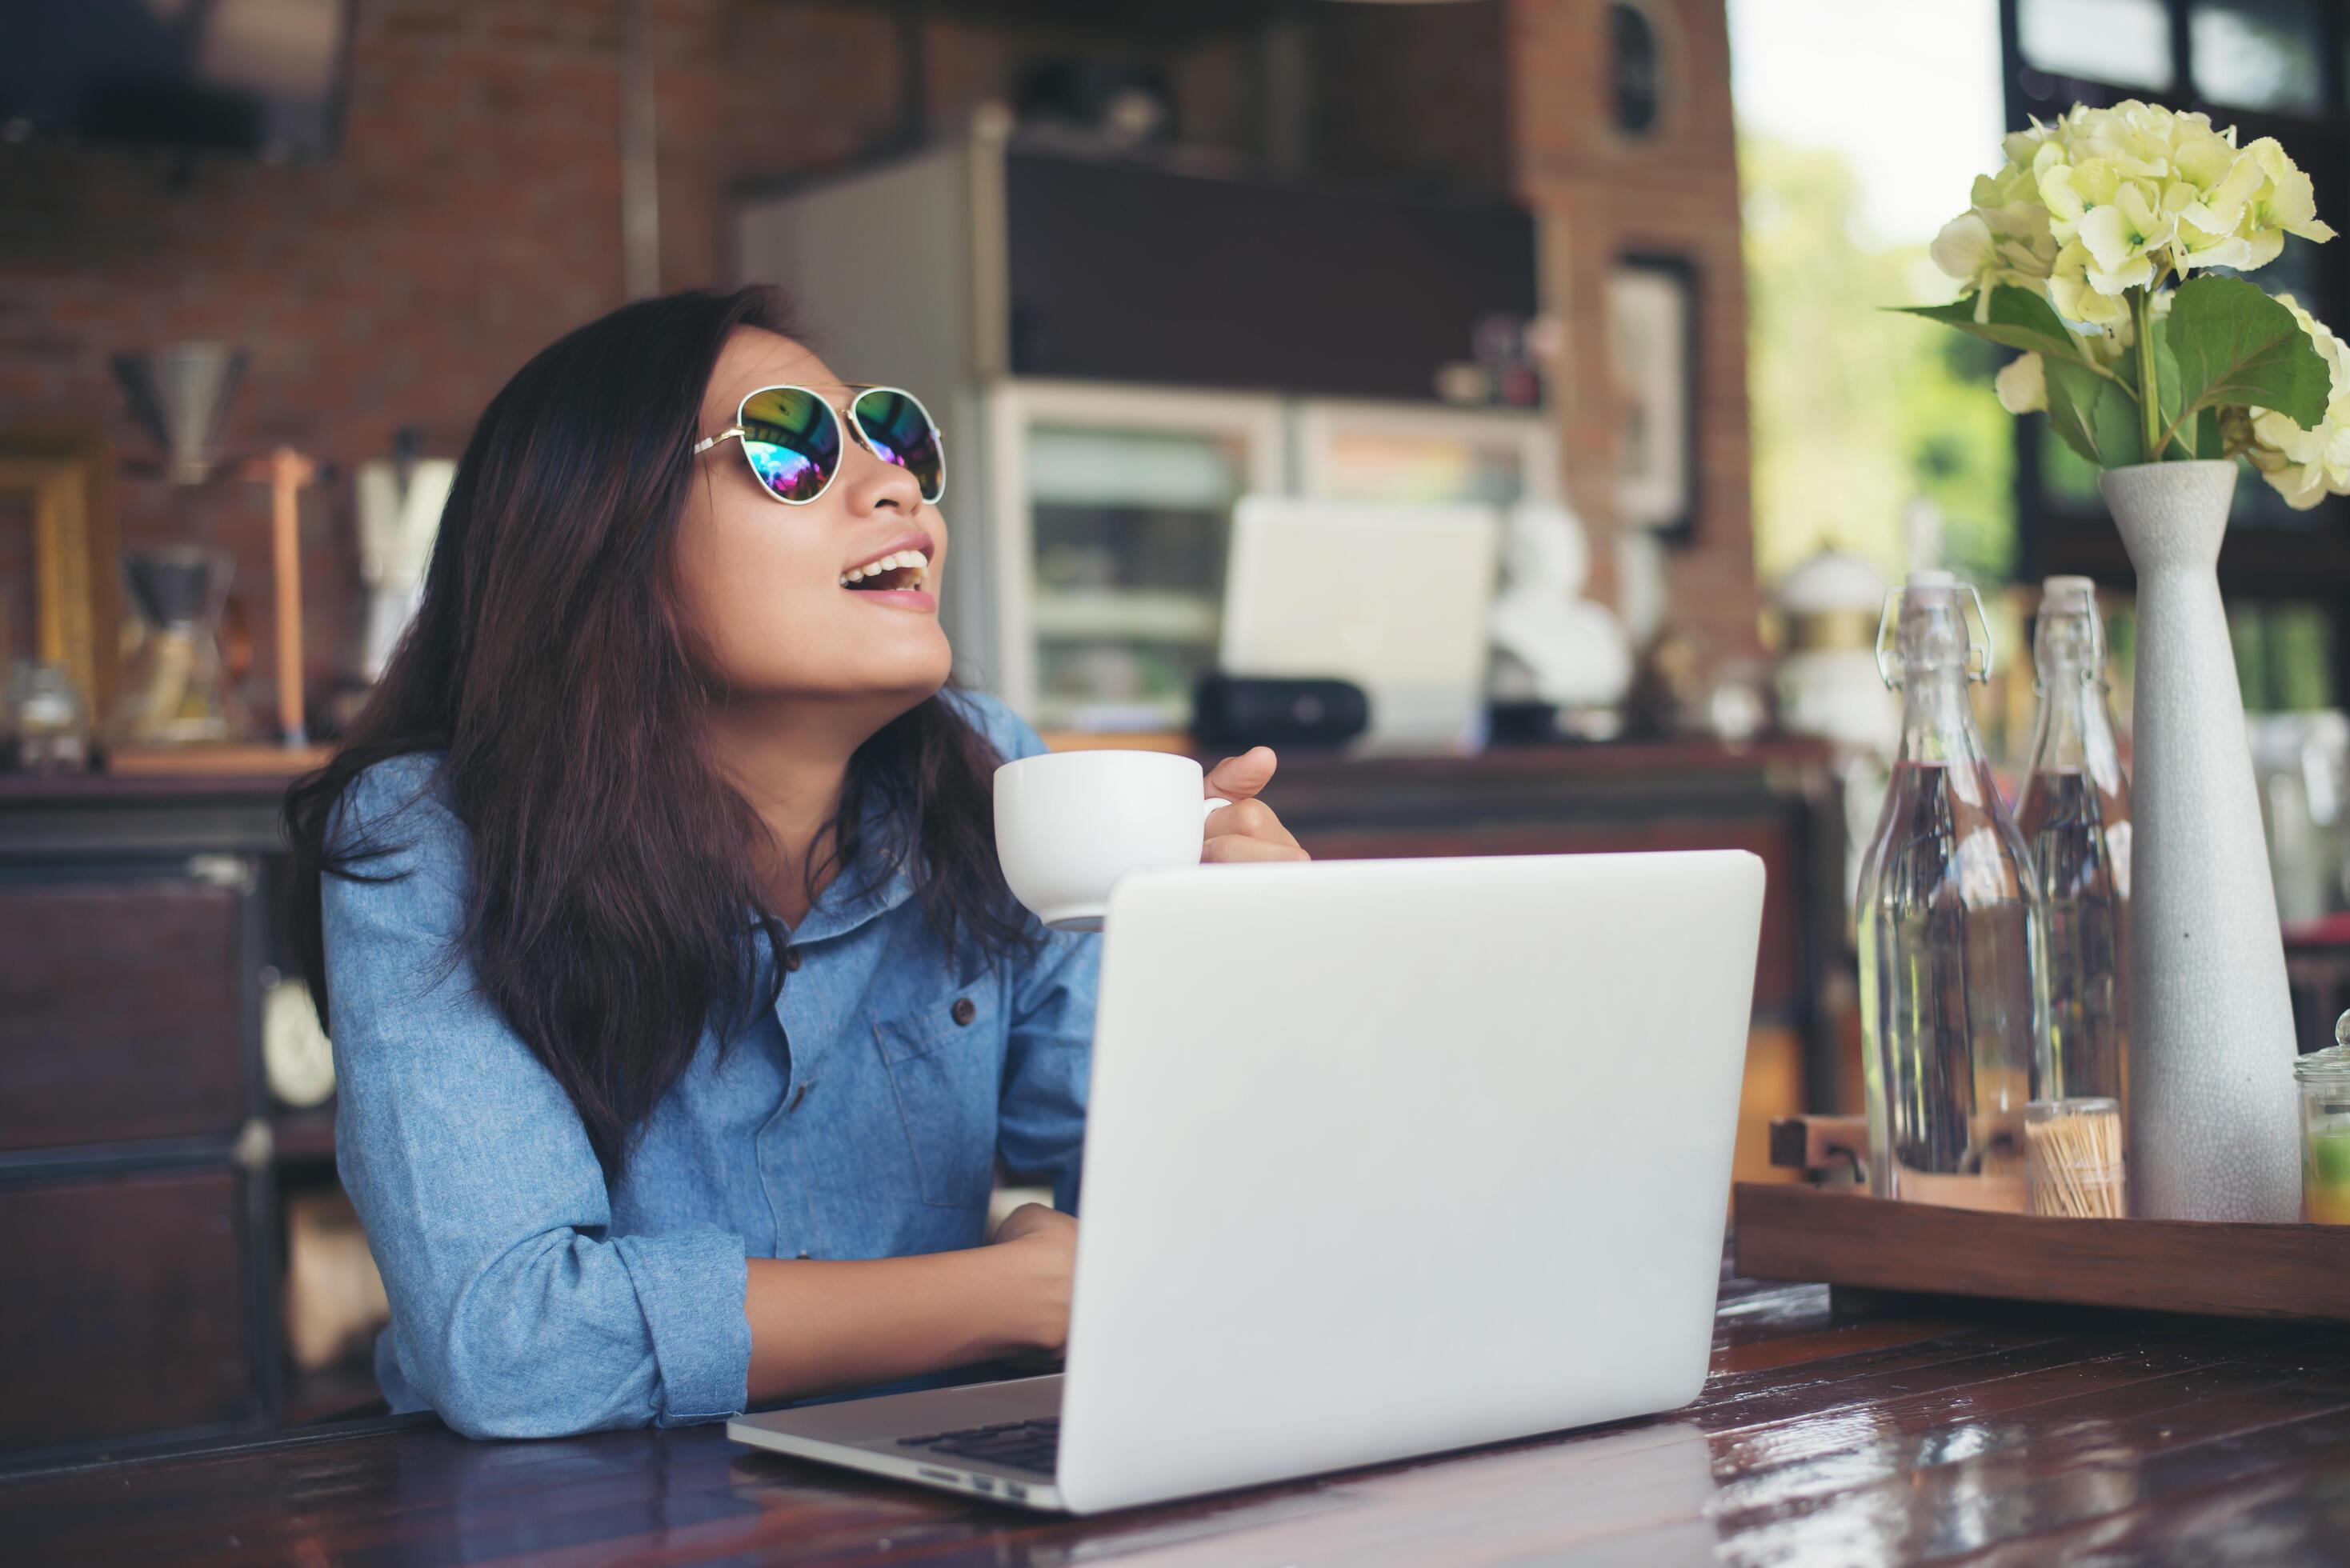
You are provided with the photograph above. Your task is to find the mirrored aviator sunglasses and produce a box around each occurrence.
[695,384,946,507]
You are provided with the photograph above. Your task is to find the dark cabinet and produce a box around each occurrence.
[0,777,286,1463]
[0,1170,254,1450]
[1002,152,1537,398]
[0,880,248,1151]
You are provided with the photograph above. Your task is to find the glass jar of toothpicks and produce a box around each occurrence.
[2024,1098,2127,1218]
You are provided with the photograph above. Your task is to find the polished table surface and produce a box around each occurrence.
[10,1269,2350,1566]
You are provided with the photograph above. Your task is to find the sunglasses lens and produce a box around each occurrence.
[852,389,945,502]
[738,386,839,502]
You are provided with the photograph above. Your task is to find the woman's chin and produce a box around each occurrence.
[851,642,956,705]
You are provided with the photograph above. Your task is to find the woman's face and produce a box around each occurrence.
[675,327,953,706]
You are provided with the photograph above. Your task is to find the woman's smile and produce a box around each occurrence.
[838,528,938,612]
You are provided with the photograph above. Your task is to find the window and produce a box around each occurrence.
[2017,0,2175,90]
[2003,0,2350,710]
[2192,0,2325,114]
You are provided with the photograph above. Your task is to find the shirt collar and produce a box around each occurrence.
[749,788,919,948]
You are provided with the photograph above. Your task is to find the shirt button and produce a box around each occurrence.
[783,947,803,972]
[951,998,977,1026]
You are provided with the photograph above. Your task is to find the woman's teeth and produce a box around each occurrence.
[839,550,929,589]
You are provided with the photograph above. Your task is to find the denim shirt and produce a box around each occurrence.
[320,694,1096,1438]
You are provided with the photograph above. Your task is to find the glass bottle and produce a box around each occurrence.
[5,660,91,774]
[2014,576,2132,1111]
[1856,570,2047,1209]
[2298,1016,2350,1225]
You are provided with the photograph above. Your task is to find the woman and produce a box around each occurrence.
[285,286,1307,1438]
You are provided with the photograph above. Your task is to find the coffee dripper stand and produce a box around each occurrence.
[108,547,252,746]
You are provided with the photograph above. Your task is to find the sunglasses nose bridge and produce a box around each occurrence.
[835,431,926,512]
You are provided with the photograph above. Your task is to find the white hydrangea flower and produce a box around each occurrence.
[2246,295,2350,510]
[1995,352,2047,414]
[2075,181,2175,294]
[1931,162,2060,311]
[2236,138,2339,272]
[1932,101,2333,334]
[2166,118,2261,271]
[2050,241,2129,328]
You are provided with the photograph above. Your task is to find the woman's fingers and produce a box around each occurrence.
[1201,748,1307,860]
[1201,832,1311,864]
[1203,795,1300,850]
[1203,746,1278,802]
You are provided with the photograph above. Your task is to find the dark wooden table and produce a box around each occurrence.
[10,1270,2350,1565]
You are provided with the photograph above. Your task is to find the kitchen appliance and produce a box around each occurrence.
[108,548,250,746]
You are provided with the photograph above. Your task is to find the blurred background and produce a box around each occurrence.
[2,0,2347,1463]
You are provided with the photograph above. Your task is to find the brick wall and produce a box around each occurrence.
[1511,0,1759,658]
[2,1,647,710]
[0,0,1755,722]
[0,0,1251,717]
[1315,2,1513,198]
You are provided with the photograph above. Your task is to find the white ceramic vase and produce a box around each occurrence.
[2100,460,2301,1222]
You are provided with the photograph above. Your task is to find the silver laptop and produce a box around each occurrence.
[730,850,1764,1514]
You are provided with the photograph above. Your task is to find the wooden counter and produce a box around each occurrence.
[9,1265,2350,1563]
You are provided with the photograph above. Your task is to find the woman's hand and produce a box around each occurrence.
[742,1204,1075,1403]
[990,1202,1077,1354]
[1202,747,1311,863]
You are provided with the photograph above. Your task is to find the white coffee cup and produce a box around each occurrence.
[994,750,1229,932]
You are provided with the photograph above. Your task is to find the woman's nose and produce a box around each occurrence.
[836,435,923,515]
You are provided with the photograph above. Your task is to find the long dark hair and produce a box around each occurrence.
[286,286,1033,1176]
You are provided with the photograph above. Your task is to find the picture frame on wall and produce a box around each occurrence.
[1606,254,1699,544]
[0,426,120,723]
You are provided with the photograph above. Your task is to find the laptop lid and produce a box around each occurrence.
[1054,850,1764,1514]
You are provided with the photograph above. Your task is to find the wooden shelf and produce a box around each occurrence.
[1736,1182,2350,1325]
[106,744,331,779]
[1031,590,1218,641]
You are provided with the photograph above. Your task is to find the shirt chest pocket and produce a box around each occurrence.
[871,987,1000,1210]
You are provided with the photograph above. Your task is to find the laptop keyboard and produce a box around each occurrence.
[897,1417,1060,1475]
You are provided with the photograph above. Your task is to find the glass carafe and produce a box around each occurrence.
[109,546,250,746]
[2015,576,2131,1110]
[1856,571,2047,1209]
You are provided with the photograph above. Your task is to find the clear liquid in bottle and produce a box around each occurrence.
[2014,576,2131,1111]
[1856,573,2047,1209]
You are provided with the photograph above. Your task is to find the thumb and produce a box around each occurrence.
[1204,746,1278,802]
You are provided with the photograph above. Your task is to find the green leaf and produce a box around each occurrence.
[2132,317,2205,461]
[2164,274,2331,432]
[2041,354,2108,465]
[2193,409,2224,459]
[1896,285,2086,362]
[2092,375,2148,468]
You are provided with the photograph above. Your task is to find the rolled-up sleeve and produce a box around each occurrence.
[322,760,751,1438]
